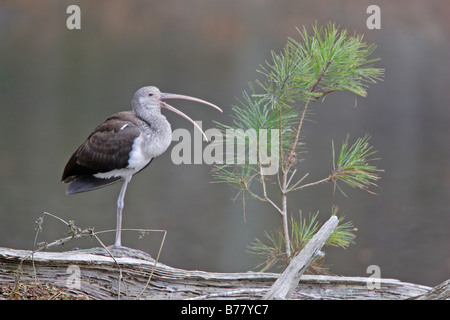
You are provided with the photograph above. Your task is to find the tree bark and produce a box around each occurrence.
[0,246,439,300]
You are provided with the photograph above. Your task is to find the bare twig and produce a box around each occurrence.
[287,176,331,193]
[135,229,167,300]
[286,172,309,192]
[14,212,167,300]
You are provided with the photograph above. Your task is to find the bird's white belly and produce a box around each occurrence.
[127,134,153,170]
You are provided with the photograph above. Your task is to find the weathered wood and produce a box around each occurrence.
[264,215,338,299]
[411,279,450,300]
[0,246,436,300]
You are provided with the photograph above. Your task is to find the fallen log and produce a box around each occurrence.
[0,246,436,300]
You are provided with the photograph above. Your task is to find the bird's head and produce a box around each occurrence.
[132,86,222,141]
[131,86,163,109]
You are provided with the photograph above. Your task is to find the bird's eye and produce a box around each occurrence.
[148,93,154,97]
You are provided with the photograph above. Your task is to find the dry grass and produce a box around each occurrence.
[0,282,92,300]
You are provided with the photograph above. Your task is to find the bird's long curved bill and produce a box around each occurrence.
[160,93,222,141]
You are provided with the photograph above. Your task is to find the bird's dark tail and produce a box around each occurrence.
[66,175,122,195]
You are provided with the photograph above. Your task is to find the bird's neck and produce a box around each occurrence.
[133,107,172,158]
[135,106,170,131]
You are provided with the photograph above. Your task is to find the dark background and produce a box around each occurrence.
[0,0,449,287]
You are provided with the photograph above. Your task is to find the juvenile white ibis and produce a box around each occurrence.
[62,86,222,248]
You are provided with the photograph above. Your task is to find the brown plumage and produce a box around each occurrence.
[62,112,144,193]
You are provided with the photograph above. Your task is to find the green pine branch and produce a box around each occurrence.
[212,22,384,272]
[331,134,383,195]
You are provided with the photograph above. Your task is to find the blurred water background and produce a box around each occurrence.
[0,0,449,287]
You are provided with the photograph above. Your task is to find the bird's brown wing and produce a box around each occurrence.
[62,112,141,182]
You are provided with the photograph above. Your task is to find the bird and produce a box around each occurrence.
[62,86,222,248]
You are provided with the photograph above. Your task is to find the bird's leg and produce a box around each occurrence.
[114,176,132,248]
